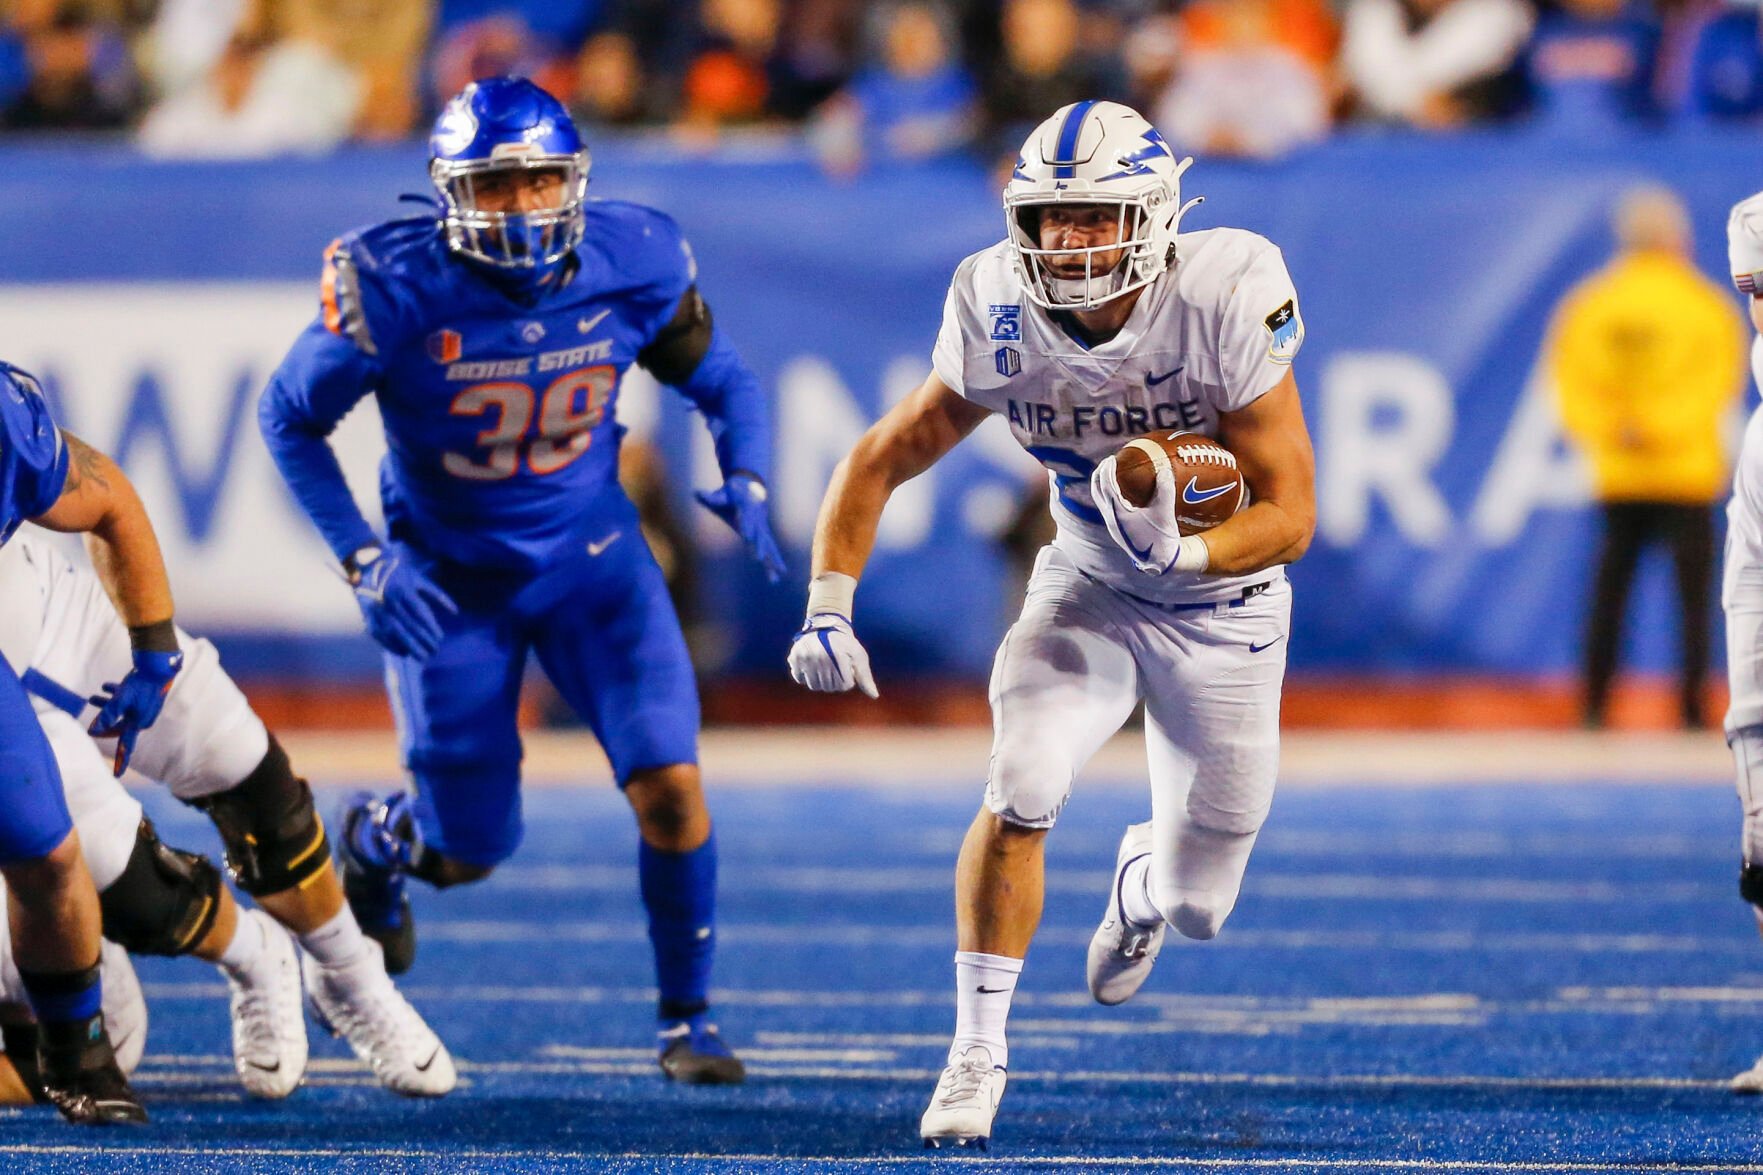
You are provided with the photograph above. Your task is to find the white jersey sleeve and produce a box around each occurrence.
[1216,243,1304,411]
[932,256,979,397]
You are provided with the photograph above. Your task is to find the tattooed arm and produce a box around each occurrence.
[33,433,175,630]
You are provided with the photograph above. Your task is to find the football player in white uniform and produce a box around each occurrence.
[0,533,456,1098]
[788,100,1316,1147]
[1720,189,1763,1094]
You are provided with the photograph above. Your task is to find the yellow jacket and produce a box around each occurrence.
[1548,250,1746,504]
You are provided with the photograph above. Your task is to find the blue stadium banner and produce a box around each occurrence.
[0,132,1755,681]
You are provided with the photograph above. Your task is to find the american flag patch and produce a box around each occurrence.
[1739,272,1759,295]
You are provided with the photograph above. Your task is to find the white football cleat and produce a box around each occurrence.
[920,1045,1007,1150]
[98,938,146,1076]
[223,910,307,1099]
[1086,821,1165,1006]
[303,938,455,1097]
[1732,1056,1763,1094]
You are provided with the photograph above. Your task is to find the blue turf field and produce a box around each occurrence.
[6,777,1763,1172]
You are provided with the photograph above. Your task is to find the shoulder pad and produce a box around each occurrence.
[583,199,694,284]
[320,217,442,357]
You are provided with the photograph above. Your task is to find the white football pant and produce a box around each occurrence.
[984,546,1289,937]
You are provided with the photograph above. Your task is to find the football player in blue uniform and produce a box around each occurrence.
[0,360,186,1123]
[259,76,783,1084]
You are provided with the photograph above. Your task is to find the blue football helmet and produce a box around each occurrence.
[429,77,591,274]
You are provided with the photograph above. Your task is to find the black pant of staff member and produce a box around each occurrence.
[1582,501,1715,729]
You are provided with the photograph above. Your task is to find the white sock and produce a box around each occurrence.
[951,951,1022,1069]
[217,908,266,974]
[298,907,370,969]
[1118,855,1164,928]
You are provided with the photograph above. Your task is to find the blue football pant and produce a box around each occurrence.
[386,519,700,867]
[0,648,73,865]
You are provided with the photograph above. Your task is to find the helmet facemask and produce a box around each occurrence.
[430,148,590,272]
[1007,191,1174,311]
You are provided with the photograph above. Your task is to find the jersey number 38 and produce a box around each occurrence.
[443,365,615,480]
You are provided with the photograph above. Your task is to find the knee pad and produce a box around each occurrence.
[984,741,1073,830]
[1161,894,1227,941]
[98,819,222,957]
[186,736,329,897]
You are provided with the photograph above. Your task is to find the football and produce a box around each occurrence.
[1113,430,1247,534]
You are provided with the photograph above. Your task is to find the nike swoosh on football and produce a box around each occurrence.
[1182,477,1232,505]
[1145,365,1185,387]
[1249,637,1284,653]
[587,531,623,556]
[578,308,612,334]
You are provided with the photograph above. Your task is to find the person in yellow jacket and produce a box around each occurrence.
[1549,185,1748,729]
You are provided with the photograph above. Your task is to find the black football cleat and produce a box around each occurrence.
[1,1021,48,1103]
[658,1015,746,1085]
[337,792,418,976]
[38,1017,147,1126]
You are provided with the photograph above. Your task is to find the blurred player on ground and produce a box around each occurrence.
[260,76,782,1084]
[789,100,1316,1147]
[0,360,182,1124]
[1719,189,1763,1093]
[0,532,454,1098]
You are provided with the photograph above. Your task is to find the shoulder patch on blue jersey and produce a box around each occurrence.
[322,239,378,357]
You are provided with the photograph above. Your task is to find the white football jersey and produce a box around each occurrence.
[1724,335,1763,613]
[933,227,1304,603]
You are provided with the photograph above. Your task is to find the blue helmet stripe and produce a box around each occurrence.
[1051,100,1097,179]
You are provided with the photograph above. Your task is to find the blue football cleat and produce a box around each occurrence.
[335,792,417,976]
[657,1014,745,1085]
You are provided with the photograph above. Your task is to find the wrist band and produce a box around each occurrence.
[806,572,857,619]
[128,619,179,654]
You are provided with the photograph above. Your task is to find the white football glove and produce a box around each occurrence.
[1092,451,1208,576]
[788,612,879,698]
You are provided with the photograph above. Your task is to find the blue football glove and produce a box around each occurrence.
[88,647,184,777]
[695,473,786,583]
[349,544,459,660]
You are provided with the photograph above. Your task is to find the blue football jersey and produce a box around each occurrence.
[0,366,68,545]
[302,200,699,571]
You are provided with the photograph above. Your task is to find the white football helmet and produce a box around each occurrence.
[1005,100,1200,310]
[1730,189,1763,295]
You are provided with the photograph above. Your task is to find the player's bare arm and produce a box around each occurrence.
[1205,371,1316,576]
[811,372,992,579]
[32,434,174,630]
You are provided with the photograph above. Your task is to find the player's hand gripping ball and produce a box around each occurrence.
[1092,431,1246,574]
[89,647,184,777]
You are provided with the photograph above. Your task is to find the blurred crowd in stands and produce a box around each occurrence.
[3,0,1763,165]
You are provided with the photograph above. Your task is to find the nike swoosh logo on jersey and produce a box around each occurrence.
[1182,477,1232,505]
[587,531,623,556]
[578,308,612,334]
[1249,637,1283,653]
[1145,365,1184,387]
